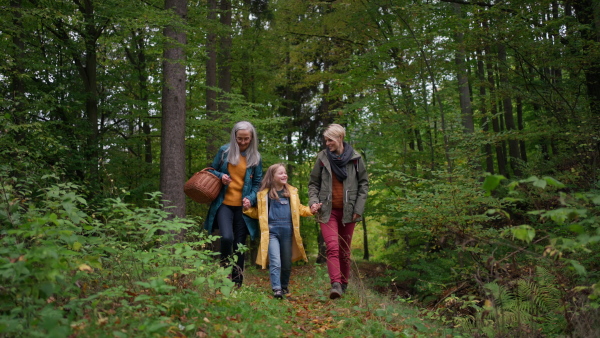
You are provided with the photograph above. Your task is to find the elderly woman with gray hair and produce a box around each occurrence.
[204,121,263,287]
[308,124,369,299]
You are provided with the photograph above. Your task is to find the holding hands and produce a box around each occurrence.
[310,203,322,214]
[242,197,251,210]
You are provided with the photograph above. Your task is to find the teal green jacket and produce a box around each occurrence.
[203,144,263,240]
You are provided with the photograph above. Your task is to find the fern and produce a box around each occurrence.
[471,270,566,336]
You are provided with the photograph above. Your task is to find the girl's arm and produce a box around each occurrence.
[299,204,314,217]
[243,207,258,219]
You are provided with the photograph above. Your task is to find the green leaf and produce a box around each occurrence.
[543,176,565,188]
[511,225,536,243]
[569,260,587,276]
[482,175,505,195]
[569,224,584,234]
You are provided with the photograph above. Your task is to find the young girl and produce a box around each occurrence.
[244,164,320,298]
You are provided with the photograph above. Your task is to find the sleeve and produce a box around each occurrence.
[299,204,314,217]
[307,155,322,207]
[208,145,226,179]
[243,207,258,219]
[353,156,369,216]
[244,158,263,206]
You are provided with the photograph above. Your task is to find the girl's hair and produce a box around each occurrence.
[260,163,290,200]
[226,121,261,167]
[323,123,346,142]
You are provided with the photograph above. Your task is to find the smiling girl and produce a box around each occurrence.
[244,164,319,298]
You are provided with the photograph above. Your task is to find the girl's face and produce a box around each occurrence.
[325,136,343,154]
[236,129,252,152]
[273,166,288,188]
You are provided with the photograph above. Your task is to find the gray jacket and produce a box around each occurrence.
[308,149,369,224]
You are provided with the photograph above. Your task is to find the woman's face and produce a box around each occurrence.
[236,129,252,152]
[325,136,343,154]
[273,166,288,187]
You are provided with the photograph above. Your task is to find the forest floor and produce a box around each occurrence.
[191,260,458,337]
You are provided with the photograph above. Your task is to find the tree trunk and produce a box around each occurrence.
[476,50,494,174]
[160,0,187,223]
[453,4,475,134]
[497,42,523,177]
[205,0,219,159]
[218,0,232,114]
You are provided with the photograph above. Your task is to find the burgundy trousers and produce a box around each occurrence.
[320,208,356,285]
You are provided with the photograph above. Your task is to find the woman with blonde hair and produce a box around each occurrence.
[308,124,369,299]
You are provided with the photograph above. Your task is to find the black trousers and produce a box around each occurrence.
[216,204,248,284]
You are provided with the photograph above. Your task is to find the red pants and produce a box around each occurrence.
[320,208,356,285]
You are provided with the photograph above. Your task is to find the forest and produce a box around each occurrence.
[1,0,599,336]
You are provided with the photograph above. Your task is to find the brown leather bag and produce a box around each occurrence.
[184,168,223,204]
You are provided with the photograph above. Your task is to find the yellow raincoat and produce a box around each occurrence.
[243,185,312,269]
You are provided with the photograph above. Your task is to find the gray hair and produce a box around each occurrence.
[226,121,261,167]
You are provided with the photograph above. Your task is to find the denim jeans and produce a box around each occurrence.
[216,204,248,284]
[268,224,293,290]
[320,208,356,285]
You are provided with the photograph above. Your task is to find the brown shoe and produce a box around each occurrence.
[329,282,343,299]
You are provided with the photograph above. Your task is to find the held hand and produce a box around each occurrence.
[221,174,232,185]
[242,198,251,210]
[352,213,361,222]
[310,203,322,214]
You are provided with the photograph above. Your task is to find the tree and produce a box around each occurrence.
[160,0,187,222]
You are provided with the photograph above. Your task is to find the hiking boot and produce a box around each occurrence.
[273,289,283,299]
[329,282,343,299]
[282,287,290,295]
[341,283,348,293]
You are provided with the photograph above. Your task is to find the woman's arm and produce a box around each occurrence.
[307,156,322,208]
[244,159,263,206]
[208,146,226,179]
[353,156,369,217]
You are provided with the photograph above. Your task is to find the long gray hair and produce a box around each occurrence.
[225,121,261,167]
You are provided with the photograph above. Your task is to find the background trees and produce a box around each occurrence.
[2,0,600,335]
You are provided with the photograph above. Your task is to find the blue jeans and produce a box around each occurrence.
[268,224,293,290]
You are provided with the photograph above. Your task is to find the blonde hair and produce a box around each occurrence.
[225,121,261,167]
[260,163,290,200]
[323,123,345,142]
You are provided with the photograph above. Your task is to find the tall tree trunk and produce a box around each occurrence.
[9,0,25,129]
[476,50,494,173]
[160,0,187,222]
[572,0,600,118]
[218,0,232,114]
[74,0,101,182]
[485,41,507,176]
[205,0,218,159]
[516,96,527,162]
[497,42,523,177]
[453,4,475,134]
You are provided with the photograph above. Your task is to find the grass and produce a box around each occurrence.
[83,260,457,337]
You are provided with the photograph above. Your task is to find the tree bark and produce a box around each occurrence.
[497,42,523,177]
[160,0,187,222]
[476,49,495,173]
[206,0,219,159]
[218,0,232,114]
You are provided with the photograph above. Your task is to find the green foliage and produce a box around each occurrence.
[453,266,566,336]
[0,167,229,336]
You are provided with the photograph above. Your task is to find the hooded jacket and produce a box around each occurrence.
[243,185,311,269]
[308,149,369,224]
